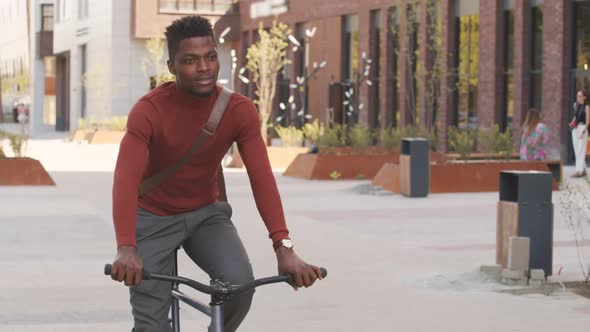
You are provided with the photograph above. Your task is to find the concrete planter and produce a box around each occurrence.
[0,157,55,186]
[283,150,398,180]
[372,160,561,193]
[283,146,447,180]
[89,130,125,144]
[227,146,310,170]
[70,129,125,144]
[70,129,91,143]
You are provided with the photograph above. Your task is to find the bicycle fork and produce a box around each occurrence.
[171,252,181,332]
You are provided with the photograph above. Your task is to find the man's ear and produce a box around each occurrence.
[167,59,176,75]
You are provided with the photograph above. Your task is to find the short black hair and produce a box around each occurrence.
[165,15,215,60]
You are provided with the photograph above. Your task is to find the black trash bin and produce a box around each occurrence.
[400,138,429,197]
[497,171,553,276]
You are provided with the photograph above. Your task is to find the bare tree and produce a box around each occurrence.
[390,0,447,135]
[245,20,291,143]
[142,37,174,89]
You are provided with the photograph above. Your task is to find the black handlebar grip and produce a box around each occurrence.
[103,264,151,280]
[320,267,328,279]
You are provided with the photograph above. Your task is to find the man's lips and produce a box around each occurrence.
[193,78,214,85]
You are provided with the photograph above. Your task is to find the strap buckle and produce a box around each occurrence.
[203,124,215,135]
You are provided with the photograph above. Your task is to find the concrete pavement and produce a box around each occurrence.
[2,139,590,331]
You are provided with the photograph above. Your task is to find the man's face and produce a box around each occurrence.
[168,36,219,97]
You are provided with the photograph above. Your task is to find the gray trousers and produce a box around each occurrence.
[130,202,254,332]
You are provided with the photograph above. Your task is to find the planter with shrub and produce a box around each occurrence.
[372,125,561,193]
[0,131,55,186]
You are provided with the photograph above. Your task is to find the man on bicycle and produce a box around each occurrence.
[109,15,323,332]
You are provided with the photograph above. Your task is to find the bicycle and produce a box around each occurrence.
[104,250,327,332]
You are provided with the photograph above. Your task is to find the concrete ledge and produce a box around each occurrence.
[0,157,55,185]
[228,146,309,170]
[373,160,561,193]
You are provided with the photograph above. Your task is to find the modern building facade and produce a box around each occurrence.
[15,0,239,135]
[0,0,34,122]
[238,0,590,160]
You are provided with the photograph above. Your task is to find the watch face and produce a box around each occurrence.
[282,239,293,248]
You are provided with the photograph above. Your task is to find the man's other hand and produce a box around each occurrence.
[111,246,143,286]
[276,247,323,290]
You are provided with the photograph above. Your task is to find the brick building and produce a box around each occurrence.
[237,0,590,161]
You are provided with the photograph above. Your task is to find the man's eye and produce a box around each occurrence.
[208,54,218,61]
[184,58,194,64]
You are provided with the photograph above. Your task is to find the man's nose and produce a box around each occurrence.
[196,58,210,72]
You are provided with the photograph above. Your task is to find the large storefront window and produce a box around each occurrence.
[573,0,590,90]
[529,5,543,110]
[369,9,381,129]
[388,7,400,127]
[407,3,420,124]
[455,14,480,129]
[501,8,514,131]
[343,15,359,82]
[570,1,590,164]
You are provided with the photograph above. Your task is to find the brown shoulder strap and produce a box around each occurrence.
[138,87,233,196]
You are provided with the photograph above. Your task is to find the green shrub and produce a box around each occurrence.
[78,117,87,130]
[302,119,325,145]
[379,126,402,149]
[86,116,128,131]
[477,124,513,158]
[418,127,438,151]
[397,125,437,150]
[318,124,347,148]
[102,116,128,131]
[349,124,375,148]
[2,131,26,157]
[0,131,5,158]
[496,128,513,159]
[275,125,304,147]
[448,126,476,160]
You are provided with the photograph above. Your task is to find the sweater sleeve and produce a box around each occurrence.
[235,99,290,245]
[112,99,154,247]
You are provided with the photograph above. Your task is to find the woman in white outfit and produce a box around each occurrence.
[570,90,590,177]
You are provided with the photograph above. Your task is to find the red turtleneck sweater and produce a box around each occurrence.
[112,82,289,247]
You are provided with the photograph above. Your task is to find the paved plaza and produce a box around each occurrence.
[1,137,590,331]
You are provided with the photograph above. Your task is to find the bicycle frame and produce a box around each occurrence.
[170,250,226,332]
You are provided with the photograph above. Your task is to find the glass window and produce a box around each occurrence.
[407,3,420,124]
[455,14,480,129]
[501,9,514,131]
[370,9,381,129]
[574,1,590,70]
[60,0,73,21]
[529,5,543,110]
[295,23,305,81]
[80,45,87,118]
[78,0,88,19]
[343,15,359,82]
[388,7,400,127]
[179,0,195,11]
[42,4,54,31]
[44,56,56,78]
[159,0,177,11]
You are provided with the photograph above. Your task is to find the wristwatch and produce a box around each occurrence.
[274,238,294,251]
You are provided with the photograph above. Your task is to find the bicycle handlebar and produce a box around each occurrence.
[104,264,327,296]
